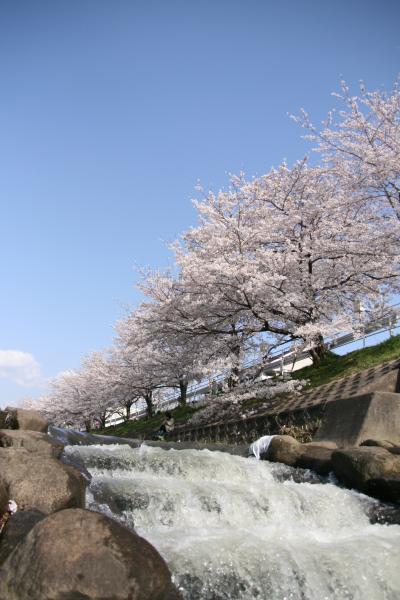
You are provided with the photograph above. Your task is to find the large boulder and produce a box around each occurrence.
[0,509,46,566]
[0,508,182,600]
[360,438,400,457]
[0,448,86,513]
[305,441,338,450]
[360,439,397,450]
[367,478,400,503]
[296,445,334,475]
[265,438,334,475]
[3,407,48,432]
[0,430,64,458]
[0,409,17,429]
[265,435,302,465]
[332,446,400,492]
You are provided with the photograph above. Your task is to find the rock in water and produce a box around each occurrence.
[0,448,86,513]
[0,508,182,600]
[261,435,334,474]
[266,435,302,465]
[0,509,46,567]
[0,429,64,458]
[296,444,334,475]
[332,446,400,493]
[3,407,48,432]
[367,477,400,503]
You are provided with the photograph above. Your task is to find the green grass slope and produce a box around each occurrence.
[99,403,196,439]
[292,334,400,389]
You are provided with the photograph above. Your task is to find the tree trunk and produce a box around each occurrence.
[228,365,240,390]
[309,334,326,365]
[179,378,188,406]
[124,400,133,422]
[228,338,241,390]
[144,391,153,418]
[84,419,91,433]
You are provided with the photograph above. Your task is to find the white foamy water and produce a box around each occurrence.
[66,443,400,600]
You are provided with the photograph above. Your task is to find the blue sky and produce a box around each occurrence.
[1,0,399,407]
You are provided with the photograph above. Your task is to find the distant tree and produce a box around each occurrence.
[137,273,256,388]
[47,351,117,430]
[113,318,164,419]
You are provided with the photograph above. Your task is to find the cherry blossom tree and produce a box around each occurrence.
[46,351,118,430]
[151,161,398,363]
[31,79,400,427]
[113,317,165,418]
[115,305,206,410]
[137,272,258,389]
[295,79,400,222]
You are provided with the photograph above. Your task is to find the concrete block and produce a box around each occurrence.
[313,391,400,448]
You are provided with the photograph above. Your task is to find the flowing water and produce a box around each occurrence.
[65,443,400,600]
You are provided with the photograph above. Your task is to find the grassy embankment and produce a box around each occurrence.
[291,333,400,388]
[101,334,400,439]
[100,403,196,439]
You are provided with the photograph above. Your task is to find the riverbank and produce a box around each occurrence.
[101,335,400,440]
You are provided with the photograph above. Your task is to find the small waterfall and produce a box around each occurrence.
[66,443,400,600]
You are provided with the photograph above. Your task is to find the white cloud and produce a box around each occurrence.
[0,350,43,387]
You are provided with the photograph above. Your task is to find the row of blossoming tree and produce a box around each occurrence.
[27,80,400,430]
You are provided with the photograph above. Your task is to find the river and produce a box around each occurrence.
[63,441,400,600]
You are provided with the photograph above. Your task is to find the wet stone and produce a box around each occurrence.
[199,496,222,514]
[367,503,400,526]
[114,492,150,513]
[272,465,325,485]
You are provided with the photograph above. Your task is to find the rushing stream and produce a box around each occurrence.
[65,442,400,600]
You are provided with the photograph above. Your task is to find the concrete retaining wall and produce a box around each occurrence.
[168,358,400,447]
[314,391,400,447]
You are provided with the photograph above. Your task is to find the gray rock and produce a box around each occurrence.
[0,508,182,600]
[265,435,302,465]
[0,448,86,513]
[332,446,400,492]
[0,429,64,458]
[0,509,46,566]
